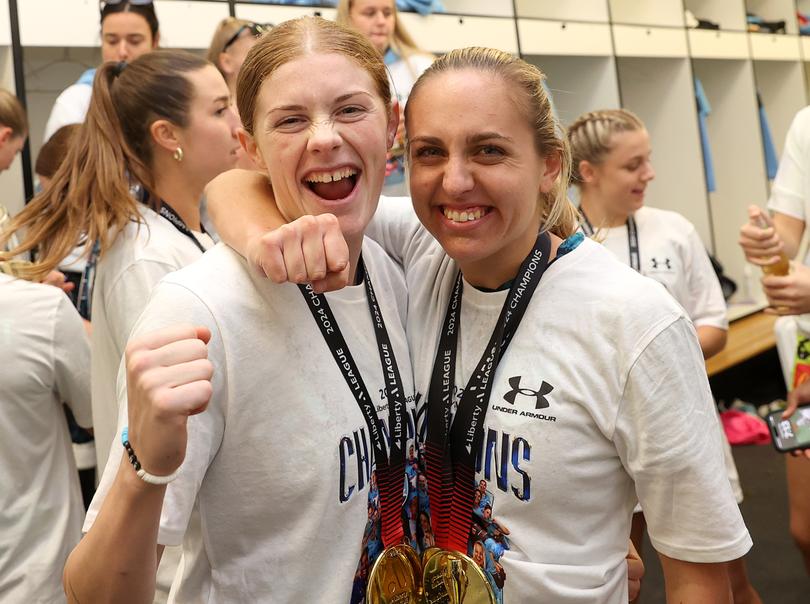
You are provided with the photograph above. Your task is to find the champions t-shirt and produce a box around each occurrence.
[367,197,752,603]
[86,239,416,604]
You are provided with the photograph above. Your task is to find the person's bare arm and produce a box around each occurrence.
[205,169,350,292]
[659,554,731,603]
[697,325,727,360]
[63,325,213,603]
[773,212,805,260]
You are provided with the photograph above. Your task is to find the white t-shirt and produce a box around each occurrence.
[0,275,91,604]
[43,83,92,142]
[582,205,742,503]
[91,205,213,474]
[86,240,417,603]
[367,199,752,603]
[588,206,728,330]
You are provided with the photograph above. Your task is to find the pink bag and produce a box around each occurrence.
[720,409,771,445]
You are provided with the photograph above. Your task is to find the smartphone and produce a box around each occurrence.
[767,404,810,453]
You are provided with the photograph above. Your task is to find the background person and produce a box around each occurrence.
[569,108,761,603]
[43,0,160,142]
[0,269,91,604]
[2,50,240,603]
[336,0,433,196]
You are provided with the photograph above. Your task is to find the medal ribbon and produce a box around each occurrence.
[425,233,552,553]
[580,209,640,272]
[76,239,100,320]
[299,259,408,547]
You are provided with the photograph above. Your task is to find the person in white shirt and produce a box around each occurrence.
[337,0,433,196]
[64,18,416,604]
[4,50,240,603]
[0,272,91,604]
[569,108,760,604]
[43,0,160,142]
[207,48,751,602]
[739,106,810,577]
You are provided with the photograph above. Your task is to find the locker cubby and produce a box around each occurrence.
[752,59,807,158]
[608,0,685,27]
[683,0,748,31]
[745,0,799,34]
[615,57,713,250]
[691,58,769,304]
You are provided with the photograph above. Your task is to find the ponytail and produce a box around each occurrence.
[0,50,208,281]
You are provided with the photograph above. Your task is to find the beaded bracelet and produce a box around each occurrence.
[121,427,180,485]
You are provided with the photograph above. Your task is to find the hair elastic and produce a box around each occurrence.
[121,427,180,485]
[113,61,128,77]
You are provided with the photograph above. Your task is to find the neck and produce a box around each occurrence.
[460,233,562,290]
[152,164,203,231]
[579,193,631,229]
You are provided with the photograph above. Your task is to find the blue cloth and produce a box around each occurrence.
[77,67,96,86]
[757,92,779,180]
[694,77,716,193]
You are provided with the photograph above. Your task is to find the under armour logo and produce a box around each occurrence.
[503,376,553,409]
[650,257,672,270]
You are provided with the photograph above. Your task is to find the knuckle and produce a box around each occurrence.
[126,350,151,377]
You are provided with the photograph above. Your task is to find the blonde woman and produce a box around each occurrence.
[207,18,269,101]
[337,0,433,195]
[569,108,761,604]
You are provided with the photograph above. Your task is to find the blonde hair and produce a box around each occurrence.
[0,88,27,138]
[336,0,429,66]
[568,108,645,185]
[237,16,392,137]
[0,50,209,281]
[207,17,253,75]
[405,47,577,239]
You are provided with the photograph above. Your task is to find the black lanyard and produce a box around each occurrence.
[158,201,208,254]
[424,232,551,553]
[298,258,408,547]
[76,239,100,320]
[580,208,640,272]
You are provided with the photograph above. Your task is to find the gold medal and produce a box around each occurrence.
[421,549,496,604]
[367,544,423,604]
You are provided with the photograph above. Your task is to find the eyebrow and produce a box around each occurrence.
[267,91,374,114]
[212,95,230,105]
[409,132,515,145]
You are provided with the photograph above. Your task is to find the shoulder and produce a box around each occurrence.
[548,238,686,335]
[0,274,64,312]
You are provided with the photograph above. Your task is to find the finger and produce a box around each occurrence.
[253,234,288,283]
[311,267,352,294]
[761,274,792,288]
[320,214,350,275]
[279,224,311,284]
[748,254,783,267]
[145,338,209,368]
[195,326,212,345]
[153,379,213,417]
[61,281,76,294]
[628,579,641,602]
[153,358,214,390]
[739,224,775,242]
[128,324,203,355]
[299,221,329,283]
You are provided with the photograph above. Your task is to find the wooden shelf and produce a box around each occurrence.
[706,311,777,376]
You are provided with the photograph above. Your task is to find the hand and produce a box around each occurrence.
[762,263,810,315]
[124,324,214,477]
[246,213,350,293]
[739,205,785,267]
[626,539,644,602]
[785,382,810,459]
[41,270,75,294]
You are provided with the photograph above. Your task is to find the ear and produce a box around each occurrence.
[578,160,597,185]
[239,129,267,171]
[149,119,181,156]
[386,100,400,150]
[218,52,236,78]
[151,31,161,49]
[0,126,13,145]
[539,151,563,195]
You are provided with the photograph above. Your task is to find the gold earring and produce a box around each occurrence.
[173,147,184,162]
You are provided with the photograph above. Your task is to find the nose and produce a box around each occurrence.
[116,40,129,61]
[374,10,386,25]
[226,106,241,138]
[641,161,655,182]
[307,118,342,154]
[442,156,474,197]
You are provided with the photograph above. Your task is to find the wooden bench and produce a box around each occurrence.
[706,311,777,377]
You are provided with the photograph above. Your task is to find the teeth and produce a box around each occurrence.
[442,207,487,222]
[305,167,357,183]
